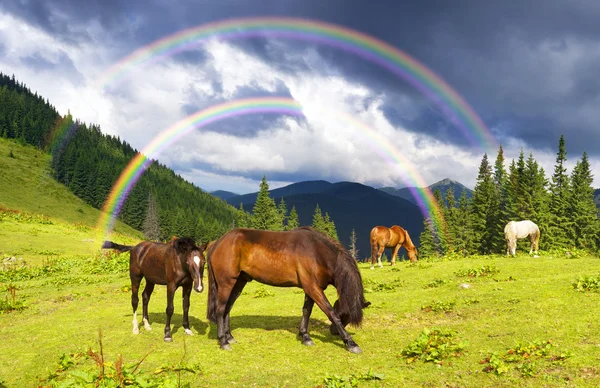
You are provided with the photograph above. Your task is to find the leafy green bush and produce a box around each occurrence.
[481,340,570,377]
[455,265,499,278]
[364,278,405,293]
[400,328,466,364]
[421,300,456,313]
[572,274,600,292]
[423,278,447,289]
[0,207,53,224]
[320,369,384,388]
[253,286,275,298]
[0,284,26,314]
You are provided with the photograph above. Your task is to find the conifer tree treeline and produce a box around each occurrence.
[419,136,599,257]
[238,176,339,241]
[1,73,236,242]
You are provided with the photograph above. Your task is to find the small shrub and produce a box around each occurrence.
[424,278,447,289]
[400,328,466,364]
[364,278,405,293]
[8,147,14,158]
[0,207,53,225]
[320,369,384,388]
[572,275,600,292]
[253,286,275,298]
[481,340,571,377]
[421,300,456,313]
[0,284,26,314]
[455,265,499,278]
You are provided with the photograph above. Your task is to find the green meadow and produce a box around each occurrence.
[2,139,600,387]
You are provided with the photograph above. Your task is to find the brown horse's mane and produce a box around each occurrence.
[296,226,348,253]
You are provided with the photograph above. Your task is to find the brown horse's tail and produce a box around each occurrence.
[403,228,416,251]
[333,249,367,327]
[101,241,133,253]
[206,256,218,323]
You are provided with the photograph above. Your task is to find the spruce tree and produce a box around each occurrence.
[323,212,339,241]
[251,175,280,230]
[455,189,475,255]
[432,188,448,255]
[349,229,359,261]
[443,186,457,253]
[547,135,572,249]
[236,203,249,228]
[568,152,599,250]
[471,153,497,254]
[312,204,325,232]
[492,145,512,252]
[287,206,299,230]
[277,197,287,231]
[142,192,161,241]
[418,217,436,258]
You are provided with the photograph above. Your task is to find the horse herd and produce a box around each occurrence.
[101,220,540,353]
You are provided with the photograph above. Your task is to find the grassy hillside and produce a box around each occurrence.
[1,250,600,387]
[0,138,141,263]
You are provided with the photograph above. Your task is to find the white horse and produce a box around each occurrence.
[504,220,540,256]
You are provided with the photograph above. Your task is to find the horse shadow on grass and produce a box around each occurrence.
[146,312,209,336]
[206,315,353,350]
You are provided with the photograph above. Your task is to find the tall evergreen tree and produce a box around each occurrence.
[432,188,448,255]
[322,212,339,241]
[491,145,512,252]
[287,206,299,230]
[568,152,599,250]
[312,204,325,232]
[418,217,436,259]
[236,203,249,228]
[471,153,497,253]
[547,135,572,249]
[349,229,359,261]
[455,189,475,255]
[443,186,458,253]
[277,197,287,231]
[142,192,161,241]
[251,176,280,230]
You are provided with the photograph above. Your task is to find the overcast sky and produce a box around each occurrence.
[2,0,599,194]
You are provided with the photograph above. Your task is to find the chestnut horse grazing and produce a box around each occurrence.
[504,220,540,256]
[102,237,208,342]
[370,225,418,269]
[206,227,369,353]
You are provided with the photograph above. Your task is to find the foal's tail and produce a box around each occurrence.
[206,256,218,323]
[333,249,367,327]
[101,241,134,253]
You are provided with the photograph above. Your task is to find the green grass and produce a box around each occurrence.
[1,250,600,387]
[0,139,141,264]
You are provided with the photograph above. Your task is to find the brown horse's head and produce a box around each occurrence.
[407,247,418,263]
[172,238,208,293]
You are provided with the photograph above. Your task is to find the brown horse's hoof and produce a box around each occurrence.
[302,339,315,346]
[347,345,362,354]
[164,337,173,342]
[227,337,236,344]
[220,343,232,351]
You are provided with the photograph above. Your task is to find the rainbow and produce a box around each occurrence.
[95,17,496,151]
[97,97,447,240]
[46,114,79,155]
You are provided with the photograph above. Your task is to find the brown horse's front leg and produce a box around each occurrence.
[298,294,315,346]
[307,288,361,354]
[391,244,401,265]
[182,284,193,336]
[164,284,176,342]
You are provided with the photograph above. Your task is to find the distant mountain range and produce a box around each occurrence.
[221,178,472,260]
[211,190,240,201]
[225,181,423,260]
[379,178,472,205]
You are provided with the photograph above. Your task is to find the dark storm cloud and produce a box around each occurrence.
[21,52,85,85]
[5,0,600,156]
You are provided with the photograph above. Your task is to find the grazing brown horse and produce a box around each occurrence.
[206,227,369,353]
[369,225,418,269]
[102,237,208,342]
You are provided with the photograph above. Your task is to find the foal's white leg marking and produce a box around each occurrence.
[143,317,152,331]
[184,328,194,336]
[132,312,140,334]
